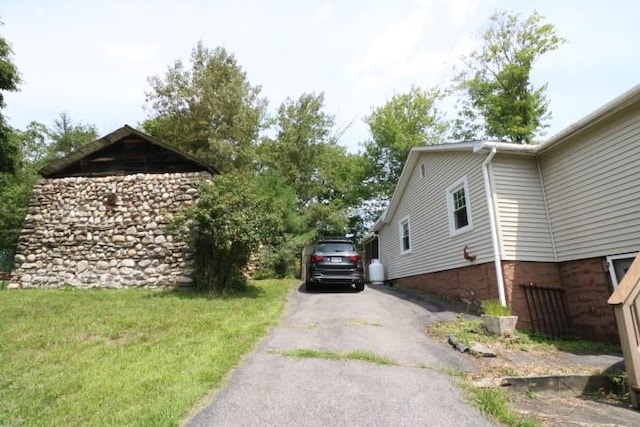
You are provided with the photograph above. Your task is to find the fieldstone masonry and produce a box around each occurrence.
[9,172,210,289]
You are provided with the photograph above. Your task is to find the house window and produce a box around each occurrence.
[446,177,473,236]
[607,253,639,289]
[399,216,411,255]
[420,162,427,178]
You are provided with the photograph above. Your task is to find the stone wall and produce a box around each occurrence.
[9,172,210,289]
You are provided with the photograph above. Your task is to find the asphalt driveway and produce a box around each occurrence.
[186,284,494,426]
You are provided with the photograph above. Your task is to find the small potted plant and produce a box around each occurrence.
[481,299,518,336]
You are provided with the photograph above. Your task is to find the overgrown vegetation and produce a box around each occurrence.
[428,315,624,427]
[472,388,540,427]
[0,279,298,426]
[0,18,21,176]
[171,173,281,295]
[427,315,621,355]
[481,299,513,316]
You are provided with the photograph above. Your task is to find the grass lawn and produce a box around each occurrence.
[0,279,299,426]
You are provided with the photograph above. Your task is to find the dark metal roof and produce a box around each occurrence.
[38,125,219,178]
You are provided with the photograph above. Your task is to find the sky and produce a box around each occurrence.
[2,0,639,152]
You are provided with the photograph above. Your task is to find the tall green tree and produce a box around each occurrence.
[256,93,363,276]
[362,86,447,201]
[258,92,359,232]
[454,10,565,144]
[258,92,334,205]
[0,19,21,174]
[145,42,266,172]
[251,169,309,278]
[0,129,40,247]
[15,121,49,165]
[46,112,98,159]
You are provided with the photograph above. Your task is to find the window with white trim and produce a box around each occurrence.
[446,177,473,236]
[607,253,639,289]
[399,216,411,254]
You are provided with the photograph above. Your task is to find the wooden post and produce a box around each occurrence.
[608,253,640,408]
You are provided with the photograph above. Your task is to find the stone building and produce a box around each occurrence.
[9,125,217,289]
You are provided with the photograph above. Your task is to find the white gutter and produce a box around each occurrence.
[474,141,538,154]
[481,147,507,306]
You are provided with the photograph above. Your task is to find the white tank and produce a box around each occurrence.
[369,259,385,285]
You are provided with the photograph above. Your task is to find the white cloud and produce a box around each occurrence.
[449,0,480,28]
[344,0,484,97]
[315,1,334,21]
[347,2,435,91]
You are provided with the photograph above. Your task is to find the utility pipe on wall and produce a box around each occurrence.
[481,147,507,306]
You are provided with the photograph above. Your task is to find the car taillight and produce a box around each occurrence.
[348,255,361,262]
[311,255,324,262]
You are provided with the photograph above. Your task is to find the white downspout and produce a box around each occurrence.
[482,148,507,306]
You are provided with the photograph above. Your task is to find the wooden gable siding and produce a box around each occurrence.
[492,154,555,262]
[539,106,640,261]
[378,151,493,280]
[46,136,210,178]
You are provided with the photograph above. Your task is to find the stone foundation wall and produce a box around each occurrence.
[10,172,210,289]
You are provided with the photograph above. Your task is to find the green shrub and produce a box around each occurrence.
[254,232,315,279]
[171,173,280,295]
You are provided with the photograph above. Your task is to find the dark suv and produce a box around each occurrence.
[305,237,365,292]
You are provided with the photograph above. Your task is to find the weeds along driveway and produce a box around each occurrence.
[186,284,494,427]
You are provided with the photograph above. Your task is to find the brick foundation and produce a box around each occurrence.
[392,258,618,343]
[558,257,618,343]
[392,262,497,306]
[501,261,561,331]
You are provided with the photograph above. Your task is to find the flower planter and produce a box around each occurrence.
[481,314,518,336]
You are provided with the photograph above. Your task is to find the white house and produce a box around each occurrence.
[372,85,640,342]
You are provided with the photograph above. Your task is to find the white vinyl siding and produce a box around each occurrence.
[378,151,493,280]
[492,155,555,262]
[539,106,640,261]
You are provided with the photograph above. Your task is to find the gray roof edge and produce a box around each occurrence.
[537,84,640,154]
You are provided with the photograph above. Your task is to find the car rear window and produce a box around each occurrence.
[315,242,356,253]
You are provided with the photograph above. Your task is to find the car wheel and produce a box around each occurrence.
[355,282,365,292]
[306,281,315,292]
